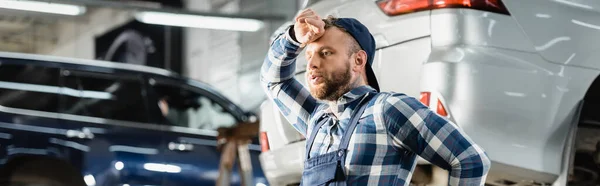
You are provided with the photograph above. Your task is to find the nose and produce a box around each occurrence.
[307,54,320,70]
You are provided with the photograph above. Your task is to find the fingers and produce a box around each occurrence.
[293,8,325,45]
[296,8,315,21]
[298,15,319,24]
[295,9,318,22]
[304,18,325,34]
[295,9,322,30]
[297,8,313,16]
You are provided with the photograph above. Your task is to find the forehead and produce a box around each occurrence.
[306,27,350,52]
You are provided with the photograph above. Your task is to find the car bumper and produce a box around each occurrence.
[420,44,593,183]
[259,141,306,186]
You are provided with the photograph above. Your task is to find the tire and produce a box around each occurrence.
[7,158,86,186]
[569,125,600,186]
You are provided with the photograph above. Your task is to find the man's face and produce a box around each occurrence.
[305,27,356,101]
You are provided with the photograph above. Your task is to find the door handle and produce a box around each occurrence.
[168,142,194,152]
[66,128,94,139]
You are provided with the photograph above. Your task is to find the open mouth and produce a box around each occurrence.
[309,74,323,85]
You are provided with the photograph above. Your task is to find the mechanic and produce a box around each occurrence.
[260,8,491,186]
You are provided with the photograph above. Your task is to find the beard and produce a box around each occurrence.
[308,62,352,101]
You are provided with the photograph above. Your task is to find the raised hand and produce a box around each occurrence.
[294,9,326,45]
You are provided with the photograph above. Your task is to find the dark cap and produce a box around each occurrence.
[333,18,379,92]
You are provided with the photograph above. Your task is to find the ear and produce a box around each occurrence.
[353,50,367,72]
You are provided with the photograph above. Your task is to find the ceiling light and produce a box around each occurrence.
[0,0,86,16]
[135,11,264,32]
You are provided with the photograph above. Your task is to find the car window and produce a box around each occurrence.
[152,83,237,130]
[60,70,149,123]
[0,63,60,112]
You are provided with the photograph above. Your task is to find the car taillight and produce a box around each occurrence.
[419,91,448,117]
[377,0,510,16]
[419,92,430,106]
[260,132,270,152]
[436,99,448,117]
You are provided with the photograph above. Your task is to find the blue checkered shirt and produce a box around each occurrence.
[260,27,491,185]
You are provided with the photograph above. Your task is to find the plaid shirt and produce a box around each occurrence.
[260,27,491,185]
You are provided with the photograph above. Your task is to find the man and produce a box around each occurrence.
[260,9,491,185]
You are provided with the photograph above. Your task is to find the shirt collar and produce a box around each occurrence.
[327,85,377,117]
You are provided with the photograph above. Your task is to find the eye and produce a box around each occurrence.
[321,51,333,57]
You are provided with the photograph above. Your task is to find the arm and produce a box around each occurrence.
[381,93,491,185]
[260,26,318,136]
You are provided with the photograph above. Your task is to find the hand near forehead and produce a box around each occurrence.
[294,9,325,46]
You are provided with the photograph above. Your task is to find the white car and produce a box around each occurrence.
[259,0,600,185]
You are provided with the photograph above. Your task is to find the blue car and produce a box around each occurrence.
[0,52,268,186]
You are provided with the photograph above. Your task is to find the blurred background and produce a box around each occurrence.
[0,0,299,113]
[2,0,600,186]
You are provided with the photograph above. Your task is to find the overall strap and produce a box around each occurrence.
[338,92,376,160]
[305,113,331,159]
[304,92,377,160]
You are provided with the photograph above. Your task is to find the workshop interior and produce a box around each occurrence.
[0,0,599,186]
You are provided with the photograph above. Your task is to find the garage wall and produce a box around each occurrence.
[238,0,298,112]
[184,0,243,108]
[40,8,133,59]
[185,0,298,112]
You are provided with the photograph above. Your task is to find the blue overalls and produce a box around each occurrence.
[300,93,376,186]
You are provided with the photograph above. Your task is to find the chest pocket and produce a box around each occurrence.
[302,151,345,186]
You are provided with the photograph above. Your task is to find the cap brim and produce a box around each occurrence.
[365,64,380,92]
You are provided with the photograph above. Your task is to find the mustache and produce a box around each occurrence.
[308,71,324,77]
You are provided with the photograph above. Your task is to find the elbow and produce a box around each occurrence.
[259,73,280,97]
[448,151,492,185]
[454,150,492,175]
[259,64,273,88]
[470,151,492,175]
[480,152,492,173]
[259,72,268,86]
[259,76,273,95]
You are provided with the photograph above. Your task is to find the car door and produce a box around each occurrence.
[58,68,168,186]
[145,77,266,186]
[0,61,74,175]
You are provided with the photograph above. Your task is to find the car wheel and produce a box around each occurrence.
[569,126,600,186]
